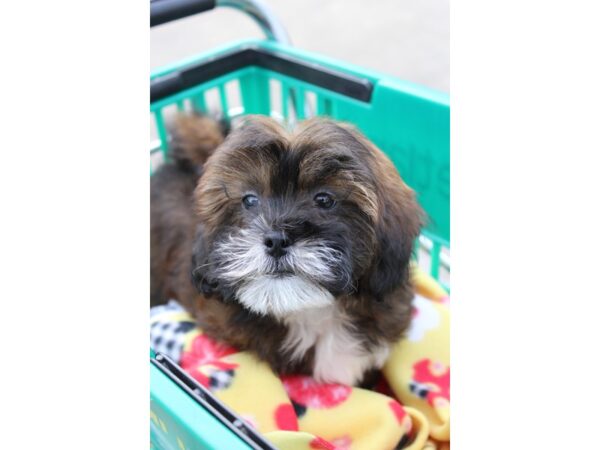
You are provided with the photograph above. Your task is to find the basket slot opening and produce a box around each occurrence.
[218,85,229,120]
[268,78,283,120]
[416,235,450,291]
[150,149,164,174]
[437,245,450,289]
[182,98,195,113]
[159,103,181,121]
[150,112,159,142]
[305,91,317,118]
[225,80,243,118]
[416,239,431,275]
[204,87,222,117]
[150,113,163,173]
[152,103,183,167]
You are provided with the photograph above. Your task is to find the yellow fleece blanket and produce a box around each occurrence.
[150,266,449,449]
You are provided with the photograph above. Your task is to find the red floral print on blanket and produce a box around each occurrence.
[274,403,299,431]
[388,400,407,423]
[309,435,352,450]
[180,334,238,388]
[410,358,450,408]
[282,375,352,409]
[309,436,336,450]
[181,334,237,366]
[389,399,413,435]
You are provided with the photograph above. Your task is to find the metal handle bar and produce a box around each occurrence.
[151,0,291,44]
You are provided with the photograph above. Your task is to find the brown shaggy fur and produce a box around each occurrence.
[150,114,223,306]
[151,114,423,381]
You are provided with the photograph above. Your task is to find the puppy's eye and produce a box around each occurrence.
[314,192,336,209]
[242,194,259,209]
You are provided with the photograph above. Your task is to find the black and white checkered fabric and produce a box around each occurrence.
[209,369,235,391]
[150,300,197,363]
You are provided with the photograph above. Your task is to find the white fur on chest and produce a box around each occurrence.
[282,305,389,386]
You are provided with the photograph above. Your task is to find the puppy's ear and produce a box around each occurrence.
[361,148,424,301]
[321,120,424,301]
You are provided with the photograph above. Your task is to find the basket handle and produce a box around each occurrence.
[151,0,216,27]
[151,0,291,44]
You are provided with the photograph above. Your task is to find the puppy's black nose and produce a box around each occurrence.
[264,231,290,257]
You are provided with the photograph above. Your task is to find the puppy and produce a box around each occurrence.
[151,114,423,386]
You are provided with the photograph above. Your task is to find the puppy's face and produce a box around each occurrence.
[192,116,422,318]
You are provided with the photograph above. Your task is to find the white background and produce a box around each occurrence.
[2,0,600,448]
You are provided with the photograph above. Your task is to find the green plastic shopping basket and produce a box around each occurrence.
[150,1,449,448]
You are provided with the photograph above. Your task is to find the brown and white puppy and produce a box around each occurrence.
[151,114,423,386]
